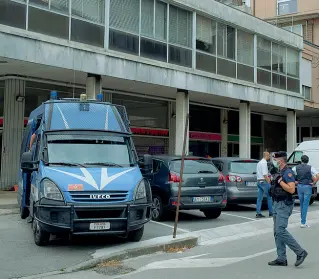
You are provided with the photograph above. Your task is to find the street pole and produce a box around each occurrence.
[173,113,189,239]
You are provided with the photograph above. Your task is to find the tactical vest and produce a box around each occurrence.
[296,164,312,185]
[269,166,293,202]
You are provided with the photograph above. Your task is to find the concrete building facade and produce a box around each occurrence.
[252,0,319,143]
[0,0,305,189]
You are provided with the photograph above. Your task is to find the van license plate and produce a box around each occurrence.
[193,196,212,203]
[246,182,257,187]
[89,222,110,231]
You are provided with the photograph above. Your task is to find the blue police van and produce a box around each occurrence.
[18,92,153,246]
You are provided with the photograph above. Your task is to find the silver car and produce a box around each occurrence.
[211,157,261,206]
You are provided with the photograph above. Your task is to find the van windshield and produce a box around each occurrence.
[46,134,136,167]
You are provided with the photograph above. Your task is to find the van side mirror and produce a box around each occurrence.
[21,152,38,173]
[139,154,153,175]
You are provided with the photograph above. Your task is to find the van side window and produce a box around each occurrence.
[34,135,41,160]
[288,151,303,164]
[153,160,162,173]
[20,125,32,159]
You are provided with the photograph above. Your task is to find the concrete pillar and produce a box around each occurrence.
[239,101,251,158]
[1,79,25,189]
[220,109,228,157]
[175,90,189,156]
[86,73,102,99]
[169,102,176,155]
[287,109,297,153]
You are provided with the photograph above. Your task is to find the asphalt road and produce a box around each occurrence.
[1,201,318,279]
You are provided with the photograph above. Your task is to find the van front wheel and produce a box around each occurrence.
[128,226,144,242]
[33,219,50,246]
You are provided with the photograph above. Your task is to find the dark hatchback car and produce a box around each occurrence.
[211,157,261,206]
[141,155,227,221]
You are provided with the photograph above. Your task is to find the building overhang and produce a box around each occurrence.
[265,12,319,25]
[0,26,304,113]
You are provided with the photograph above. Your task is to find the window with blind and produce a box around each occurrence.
[72,0,105,24]
[302,86,311,100]
[272,43,286,90]
[109,0,140,55]
[168,5,192,67]
[217,23,236,78]
[237,30,254,82]
[196,15,216,74]
[70,0,105,47]
[257,37,271,86]
[140,0,167,62]
[287,48,300,93]
[29,0,69,14]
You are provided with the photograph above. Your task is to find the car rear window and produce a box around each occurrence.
[170,159,218,174]
[229,160,258,174]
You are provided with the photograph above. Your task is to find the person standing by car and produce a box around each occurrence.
[292,155,319,228]
[256,152,273,218]
[268,151,308,267]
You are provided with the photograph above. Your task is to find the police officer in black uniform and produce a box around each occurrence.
[268,151,308,267]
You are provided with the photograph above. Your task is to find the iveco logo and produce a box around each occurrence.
[200,178,204,182]
[90,194,111,199]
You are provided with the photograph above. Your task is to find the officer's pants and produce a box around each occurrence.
[273,200,304,261]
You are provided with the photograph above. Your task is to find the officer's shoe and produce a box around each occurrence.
[268,259,288,266]
[295,250,308,267]
[256,214,266,219]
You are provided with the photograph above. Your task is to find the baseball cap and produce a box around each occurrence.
[272,151,287,159]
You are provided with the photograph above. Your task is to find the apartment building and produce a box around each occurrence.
[253,0,319,143]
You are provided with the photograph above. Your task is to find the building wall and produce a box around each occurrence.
[303,43,319,103]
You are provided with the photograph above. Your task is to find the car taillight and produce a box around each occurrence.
[168,172,181,183]
[218,173,225,183]
[225,175,242,183]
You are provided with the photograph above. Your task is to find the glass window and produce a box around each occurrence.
[168,45,192,68]
[29,0,48,8]
[217,58,236,78]
[109,29,139,55]
[110,0,140,34]
[313,127,319,138]
[282,24,303,36]
[140,38,167,62]
[278,0,297,16]
[287,77,300,93]
[196,15,216,55]
[72,0,105,24]
[0,0,26,29]
[0,81,4,117]
[112,95,168,129]
[237,30,254,66]
[196,52,216,74]
[301,127,310,140]
[237,64,254,83]
[170,159,218,174]
[257,37,271,71]
[217,23,235,60]
[287,48,299,78]
[257,69,271,86]
[28,7,69,39]
[71,18,104,47]
[169,5,192,48]
[272,43,286,74]
[302,85,311,100]
[189,105,220,133]
[141,0,167,41]
[272,73,286,90]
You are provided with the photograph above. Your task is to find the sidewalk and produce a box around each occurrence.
[0,191,18,213]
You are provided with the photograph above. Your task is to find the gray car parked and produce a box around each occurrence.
[211,157,261,206]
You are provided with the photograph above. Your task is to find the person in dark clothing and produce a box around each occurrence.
[292,155,319,228]
[268,151,308,267]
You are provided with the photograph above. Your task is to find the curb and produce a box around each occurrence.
[15,235,198,279]
[64,235,198,273]
[0,208,19,215]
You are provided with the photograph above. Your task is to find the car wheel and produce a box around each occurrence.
[203,209,222,219]
[152,194,164,221]
[309,197,315,205]
[127,226,144,242]
[19,198,29,220]
[33,219,50,246]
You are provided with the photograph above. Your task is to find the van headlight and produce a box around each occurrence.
[134,179,146,201]
[41,179,64,201]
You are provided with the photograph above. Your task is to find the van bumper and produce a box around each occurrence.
[34,202,152,236]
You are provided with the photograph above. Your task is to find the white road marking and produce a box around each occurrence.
[222,212,257,221]
[124,248,276,275]
[293,210,300,213]
[150,220,190,233]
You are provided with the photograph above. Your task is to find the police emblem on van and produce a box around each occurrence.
[90,194,111,199]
